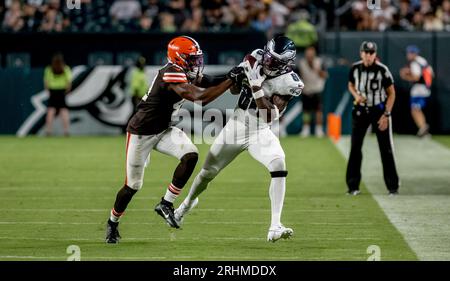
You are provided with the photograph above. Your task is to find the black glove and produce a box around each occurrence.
[227,66,246,86]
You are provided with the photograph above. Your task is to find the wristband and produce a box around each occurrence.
[252,89,264,99]
[384,111,391,117]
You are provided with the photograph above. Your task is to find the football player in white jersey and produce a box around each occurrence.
[174,35,304,242]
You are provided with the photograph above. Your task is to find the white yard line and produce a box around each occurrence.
[0,236,378,242]
[336,136,450,260]
[0,221,373,226]
[0,208,359,213]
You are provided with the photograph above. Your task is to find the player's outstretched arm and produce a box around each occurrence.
[169,79,233,105]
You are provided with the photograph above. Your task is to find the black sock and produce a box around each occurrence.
[113,185,137,215]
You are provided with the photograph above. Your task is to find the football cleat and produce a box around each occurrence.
[154,198,180,229]
[174,198,199,226]
[388,190,399,196]
[105,219,121,244]
[267,225,294,242]
[346,190,361,196]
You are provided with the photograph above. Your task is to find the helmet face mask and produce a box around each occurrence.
[184,53,204,79]
[262,36,296,76]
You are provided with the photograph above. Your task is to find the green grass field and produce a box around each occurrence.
[0,136,420,260]
[434,135,450,148]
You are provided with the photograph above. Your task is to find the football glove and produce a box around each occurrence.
[243,61,266,88]
[227,66,246,86]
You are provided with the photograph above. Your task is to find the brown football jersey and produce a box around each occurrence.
[127,63,188,135]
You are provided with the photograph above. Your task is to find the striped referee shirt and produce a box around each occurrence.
[349,60,394,107]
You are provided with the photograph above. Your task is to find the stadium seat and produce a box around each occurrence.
[116,52,141,66]
[88,52,113,66]
[218,51,244,65]
[6,53,30,69]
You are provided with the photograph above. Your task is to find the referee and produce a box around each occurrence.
[346,41,399,196]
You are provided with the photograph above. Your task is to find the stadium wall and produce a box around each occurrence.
[0,31,449,135]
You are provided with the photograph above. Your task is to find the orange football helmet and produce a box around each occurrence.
[167,36,204,79]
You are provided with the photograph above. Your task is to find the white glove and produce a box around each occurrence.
[243,60,266,88]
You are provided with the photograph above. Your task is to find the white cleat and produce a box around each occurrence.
[267,225,294,242]
[174,198,199,226]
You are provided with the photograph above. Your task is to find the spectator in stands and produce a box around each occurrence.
[0,0,448,33]
[250,7,272,36]
[437,0,450,30]
[166,0,189,29]
[412,8,425,30]
[423,10,444,30]
[44,53,72,137]
[139,14,153,31]
[2,0,24,32]
[227,0,249,29]
[286,10,318,51]
[22,2,39,32]
[204,0,230,31]
[39,5,63,32]
[267,0,289,34]
[159,12,176,32]
[419,0,433,14]
[181,1,203,32]
[298,46,327,138]
[130,56,148,109]
[372,0,397,31]
[389,12,410,30]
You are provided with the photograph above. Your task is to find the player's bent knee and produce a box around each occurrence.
[268,157,286,172]
[184,145,199,156]
[128,180,143,190]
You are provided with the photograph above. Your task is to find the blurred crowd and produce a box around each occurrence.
[1,0,449,35]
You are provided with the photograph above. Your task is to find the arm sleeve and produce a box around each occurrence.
[198,74,228,88]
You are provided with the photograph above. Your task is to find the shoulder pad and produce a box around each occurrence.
[250,49,264,63]
[162,64,188,83]
[283,71,304,96]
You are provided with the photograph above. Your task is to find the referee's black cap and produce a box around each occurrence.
[360,41,378,53]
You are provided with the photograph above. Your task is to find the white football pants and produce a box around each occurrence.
[185,109,287,227]
[125,127,198,190]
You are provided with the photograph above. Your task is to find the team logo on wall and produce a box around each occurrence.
[17,66,135,136]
